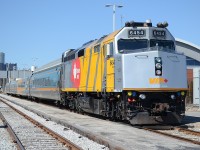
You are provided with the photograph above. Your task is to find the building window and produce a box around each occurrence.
[186,56,200,66]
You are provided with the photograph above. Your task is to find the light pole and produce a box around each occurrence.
[32,57,38,68]
[121,15,124,28]
[105,4,123,32]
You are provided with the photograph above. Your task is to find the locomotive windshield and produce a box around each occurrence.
[118,39,148,51]
[117,39,175,52]
[150,39,175,50]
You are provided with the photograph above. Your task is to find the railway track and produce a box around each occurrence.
[1,94,200,150]
[175,127,200,136]
[0,118,18,149]
[143,126,200,145]
[0,99,82,150]
[0,110,28,150]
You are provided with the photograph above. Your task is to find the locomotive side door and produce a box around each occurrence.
[61,54,65,90]
[105,42,115,92]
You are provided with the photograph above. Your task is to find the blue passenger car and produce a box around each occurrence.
[29,59,61,101]
[5,80,17,95]
[16,78,29,97]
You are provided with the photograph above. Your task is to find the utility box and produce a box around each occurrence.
[193,68,200,105]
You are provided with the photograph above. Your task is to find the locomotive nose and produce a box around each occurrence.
[122,50,187,90]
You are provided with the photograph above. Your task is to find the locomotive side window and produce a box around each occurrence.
[63,49,75,62]
[70,54,75,60]
[150,40,175,50]
[103,42,114,56]
[65,54,75,61]
[78,49,84,57]
[118,39,148,51]
[103,44,107,56]
[109,42,114,56]
[94,45,100,53]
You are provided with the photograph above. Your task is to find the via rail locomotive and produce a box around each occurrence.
[5,20,188,124]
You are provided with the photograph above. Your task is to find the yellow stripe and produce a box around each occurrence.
[123,88,188,92]
[34,87,58,91]
[61,88,79,92]
[17,87,25,92]
[102,30,120,43]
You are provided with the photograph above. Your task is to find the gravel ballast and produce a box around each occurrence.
[0,97,109,150]
[0,119,18,150]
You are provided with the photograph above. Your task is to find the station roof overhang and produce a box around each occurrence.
[175,38,200,63]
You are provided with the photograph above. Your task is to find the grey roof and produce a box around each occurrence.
[175,38,200,63]
[34,58,61,73]
[176,38,200,50]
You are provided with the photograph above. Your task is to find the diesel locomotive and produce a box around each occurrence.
[5,20,188,124]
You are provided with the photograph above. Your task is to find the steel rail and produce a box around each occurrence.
[0,98,83,150]
[144,127,200,145]
[174,127,200,136]
[0,111,25,150]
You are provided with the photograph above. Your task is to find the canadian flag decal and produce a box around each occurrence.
[71,59,81,87]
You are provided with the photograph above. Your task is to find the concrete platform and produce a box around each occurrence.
[0,94,199,150]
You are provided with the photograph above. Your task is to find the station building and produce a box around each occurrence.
[0,52,17,71]
[176,38,200,105]
[0,52,31,89]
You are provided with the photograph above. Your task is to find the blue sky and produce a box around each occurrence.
[0,0,199,69]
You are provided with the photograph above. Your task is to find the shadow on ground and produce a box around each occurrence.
[182,115,200,124]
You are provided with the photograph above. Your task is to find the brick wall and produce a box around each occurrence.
[187,69,193,104]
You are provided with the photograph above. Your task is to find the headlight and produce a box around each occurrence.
[156,70,162,75]
[155,57,162,76]
[155,63,162,69]
[127,91,132,96]
[181,91,185,96]
[139,94,146,100]
[170,94,176,100]
[132,91,137,97]
[155,57,162,63]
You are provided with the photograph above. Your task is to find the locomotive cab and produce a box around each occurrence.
[111,21,187,124]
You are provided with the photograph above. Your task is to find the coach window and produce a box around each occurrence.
[78,49,84,57]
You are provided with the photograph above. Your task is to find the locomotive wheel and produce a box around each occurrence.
[110,101,118,121]
[34,97,40,103]
[75,100,82,114]
[56,100,63,109]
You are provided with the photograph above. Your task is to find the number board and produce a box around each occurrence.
[153,30,166,37]
[128,30,145,37]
